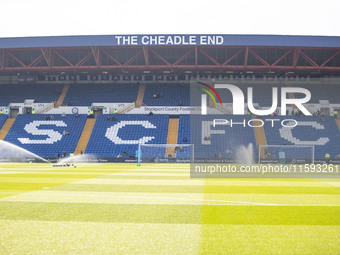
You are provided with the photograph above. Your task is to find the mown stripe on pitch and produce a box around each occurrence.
[97,176,190,180]
[0,202,339,225]
[0,170,128,199]
[49,184,340,194]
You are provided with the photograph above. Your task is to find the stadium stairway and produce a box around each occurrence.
[74,118,96,155]
[136,84,146,108]
[0,118,15,140]
[165,117,179,158]
[209,96,215,108]
[336,119,340,130]
[55,84,70,108]
[287,85,298,110]
[252,116,268,158]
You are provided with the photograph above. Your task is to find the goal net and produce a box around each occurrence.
[137,144,194,164]
[258,145,314,164]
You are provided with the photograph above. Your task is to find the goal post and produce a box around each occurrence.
[258,145,315,164]
[137,144,194,165]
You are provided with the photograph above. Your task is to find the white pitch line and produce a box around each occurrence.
[4,192,276,206]
[1,200,340,206]
[2,192,340,206]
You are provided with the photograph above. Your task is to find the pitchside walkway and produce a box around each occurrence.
[74,118,96,155]
[0,118,15,140]
[165,118,179,158]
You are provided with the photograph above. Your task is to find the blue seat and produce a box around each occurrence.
[0,115,7,130]
[177,115,257,160]
[264,116,340,159]
[143,83,190,106]
[4,114,87,158]
[63,83,139,106]
[0,84,63,106]
[85,114,169,158]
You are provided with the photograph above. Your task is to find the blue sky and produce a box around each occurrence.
[1,0,339,37]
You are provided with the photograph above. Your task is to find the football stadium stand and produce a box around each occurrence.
[85,114,169,158]
[0,84,64,106]
[4,114,87,158]
[0,115,8,131]
[292,83,340,104]
[143,83,190,106]
[176,115,191,159]
[0,118,14,140]
[263,116,340,159]
[63,83,139,106]
[189,115,258,159]
[0,34,340,163]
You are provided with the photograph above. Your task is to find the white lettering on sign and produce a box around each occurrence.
[115,35,224,45]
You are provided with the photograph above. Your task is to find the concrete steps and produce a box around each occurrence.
[252,116,268,159]
[0,118,15,140]
[336,119,340,130]
[55,84,70,108]
[165,118,179,158]
[136,84,146,108]
[74,119,96,155]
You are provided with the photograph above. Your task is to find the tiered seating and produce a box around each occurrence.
[181,115,257,159]
[264,116,340,159]
[176,115,190,158]
[0,115,8,130]
[248,83,283,107]
[190,82,283,108]
[0,84,64,106]
[63,83,139,106]
[85,114,169,158]
[4,114,87,158]
[143,83,190,106]
[292,83,340,104]
[214,83,283,108]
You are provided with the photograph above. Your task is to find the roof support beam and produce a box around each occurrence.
[272,49,292,66]
[293,48,300,67]
[28,55,44,67]
[124,49,143,66]
[320,50,340,67]
[0,50,5,69]
[249,48,269,66]
[149,48,171,66]
[7,50,26,67]
[53,50,74,66]
[222,48,243,66]
[91,47,100,67]
[299,50,319,67]
[76,51,93,66]
[0,45,339,73]
[1,64,340,72]
[41,48,52,68]
[198,47,220,66]
[195,46,198,68]
[244,46,249,66]
[101,49,122,66]
[143,46,149,66]
[173,48,194,66]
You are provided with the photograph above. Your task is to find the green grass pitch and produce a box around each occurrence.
[0,163,339,254]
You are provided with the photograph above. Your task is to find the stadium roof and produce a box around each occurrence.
[0,34,339,74]
[1,34,340,49]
